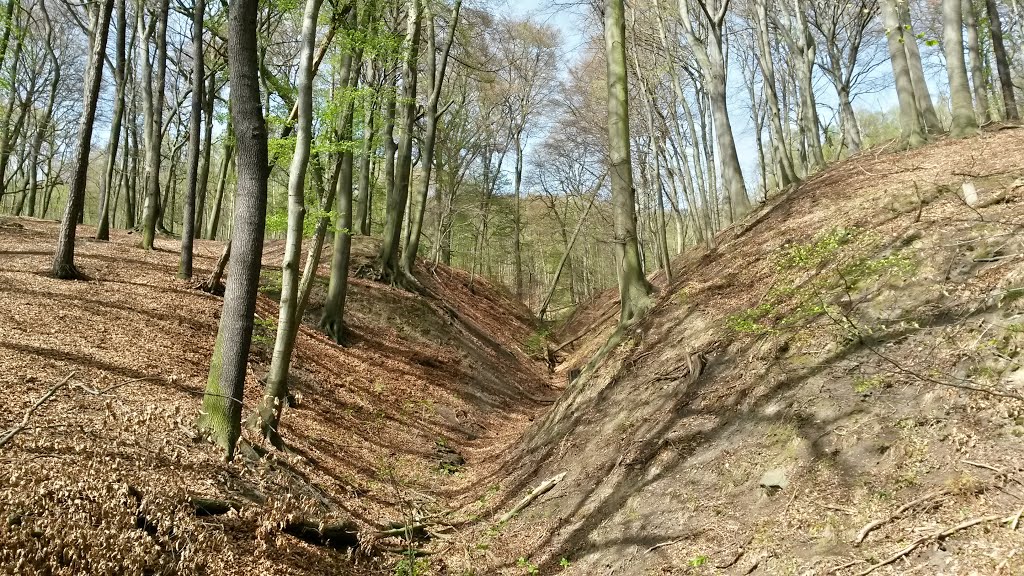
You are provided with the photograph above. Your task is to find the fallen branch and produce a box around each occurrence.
[552,306,618,353]
[645,538,685,553]
[855,489,950,545]
[186,495,358,549]
[857,513,1008,575]
[0,373,75,449]
[496,472,566,525]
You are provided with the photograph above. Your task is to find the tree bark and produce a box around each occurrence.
[179,0,206,277]
[963,0,990,124]
[197,0,269,460]
[605,0,651,325]
[898,1,944,134]
[51,0,114,279]
[254,0,323,446]
[97,0,127,240]
[140,0,169,249]
[943,0,980,137]
[986,0,1019,121]
[377,0,420,280]
[881,0,927,148]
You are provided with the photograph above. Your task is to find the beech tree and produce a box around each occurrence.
[197,0,269,459]
[942,0,979,137]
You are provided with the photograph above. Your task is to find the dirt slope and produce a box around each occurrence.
[474,130,1024,575]
[0,221,553,575]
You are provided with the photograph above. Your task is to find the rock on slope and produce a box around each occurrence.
[477,130,1024,575]
[0,222,552,575]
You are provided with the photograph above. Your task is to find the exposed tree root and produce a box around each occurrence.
[857,513,1012,575]
[855,489,951,545]
[185,495,358,550]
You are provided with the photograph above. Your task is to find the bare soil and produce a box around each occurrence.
[470,129,1024,575]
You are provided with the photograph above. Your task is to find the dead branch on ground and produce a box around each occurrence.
[0,373,75,449]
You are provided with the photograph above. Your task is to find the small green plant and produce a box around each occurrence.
[853,375,885,394]
[688,555,708,567]
[776,227,859,271]
[524,327,551,356]
[559,557,571,570]
[252,316,277,348]
[393,556,430,576]
[517,557,539,575]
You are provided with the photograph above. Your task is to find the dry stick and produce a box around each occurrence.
[496,472,566,525]
[552,306,619,354]
[857,514,1008,576]
[0,373,75,448]
[855,489,951,545]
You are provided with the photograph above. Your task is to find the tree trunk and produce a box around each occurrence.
[141,0,169,250]
[605,0,651,325]
[881,0,927,148]
[943,0,980,137]
[986,0,1019,121]
[254,0,322,446]
[51,0,114,279]
[206,134,233,240]
[963,0,990,123]
[195,74,216,237]
[179,0,205,277]
[377,0,420,280]
[197,0,269,460]
[898,1,944,134]
[354,62,375,236]
[97,0,127,240]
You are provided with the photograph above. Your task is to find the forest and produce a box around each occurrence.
[1,0,1024,573]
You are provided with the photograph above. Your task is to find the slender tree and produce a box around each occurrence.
[197,0,270,460]
[881,0,927,148]
[180,0,206,277]
[51,0,114,279]
[986,0,1019,121]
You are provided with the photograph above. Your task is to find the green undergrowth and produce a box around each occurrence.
[725,227,917,338]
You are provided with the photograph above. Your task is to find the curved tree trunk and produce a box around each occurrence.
[254,0,323,446]
[197,0,269,460]
[52,0,114,279]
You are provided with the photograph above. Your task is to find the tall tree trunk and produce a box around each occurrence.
[206,133,233,240]
[898,1,944,133]
[401,0,461,280]
[51,0,114,279]
[97,0,127,240]
[605,0,651,325]
[881,0,927,148]
[943,0,980,137]
[963,0,990,123]
[986,0,1019,121]
[254,0,322,446]
[141,0,169,249]
[195,74,216,237]
[179,0,205,277]
[377,0,420,280]
[354,62,375,236]
[197,0,269,460]
[752,0,798,186]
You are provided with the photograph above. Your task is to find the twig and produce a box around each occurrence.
[855,489,950,545]
[496,472,566,525]
[0,373,75,448]
[1010,507,1023,531]
[961,459,1004,475]
[857,514,1007,575]
[645,538,684,553]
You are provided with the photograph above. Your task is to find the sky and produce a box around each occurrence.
[499,0,953,190]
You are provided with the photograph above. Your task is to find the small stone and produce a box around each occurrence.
[759,468,789,491]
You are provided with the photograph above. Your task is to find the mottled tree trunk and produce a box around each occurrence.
[898,1,944,134]
[963,0,990,123]
[197,0,269,460]
[140,0,169,249]
[605,0,651,325]
[97,0,127,240]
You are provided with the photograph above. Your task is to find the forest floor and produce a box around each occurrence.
[2,128,1024,576]
[470,127,1024,575]
[0,220,556,574]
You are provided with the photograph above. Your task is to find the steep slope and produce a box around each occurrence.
[0,221,553,574]
[473,130,1024,575]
